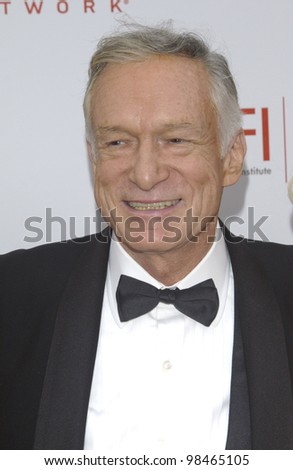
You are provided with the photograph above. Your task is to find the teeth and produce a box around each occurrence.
[128,200,179,211]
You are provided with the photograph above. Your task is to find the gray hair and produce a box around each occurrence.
[83,23,242,155]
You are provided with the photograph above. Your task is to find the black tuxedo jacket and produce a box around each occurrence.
[1,228,293,449]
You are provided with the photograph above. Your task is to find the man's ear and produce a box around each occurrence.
[222,131,247,187]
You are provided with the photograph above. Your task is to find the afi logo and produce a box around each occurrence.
[242,108,270,161]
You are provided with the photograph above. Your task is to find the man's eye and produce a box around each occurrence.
[169,138,184,144]
[108,140,124,146]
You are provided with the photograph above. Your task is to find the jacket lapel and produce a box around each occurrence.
[34,233,110,449]
[226,301,251,449]
[226,236,293,449]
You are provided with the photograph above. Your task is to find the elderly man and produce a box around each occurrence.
[1,24,293,451]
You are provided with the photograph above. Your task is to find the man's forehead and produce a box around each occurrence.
[93,55,208,89]
[91,58,211,116]
[89,56,214,133]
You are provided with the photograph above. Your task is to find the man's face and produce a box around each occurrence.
[88,56,244,259]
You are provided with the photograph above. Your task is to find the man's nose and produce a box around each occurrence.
[128,140,170,190]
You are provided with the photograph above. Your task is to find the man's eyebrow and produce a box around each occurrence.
[160,122,195,130]
[94,125,126,134]
[95,123,196,133]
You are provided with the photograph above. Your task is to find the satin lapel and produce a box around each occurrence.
[227,237,293,449]
[34,233,110,449]
[225,304,251,449]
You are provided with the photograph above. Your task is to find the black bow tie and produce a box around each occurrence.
[116,275,219,327]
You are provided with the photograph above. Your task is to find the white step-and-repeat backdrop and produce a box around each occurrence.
[1,0,293,254]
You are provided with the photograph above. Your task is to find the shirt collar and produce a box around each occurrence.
[108,224,231,328]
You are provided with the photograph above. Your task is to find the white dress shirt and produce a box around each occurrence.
[84,226,234,453]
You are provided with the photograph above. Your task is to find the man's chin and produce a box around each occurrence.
[116,230,191,255]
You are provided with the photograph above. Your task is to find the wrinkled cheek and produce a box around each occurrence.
[202,179,223,214]
[94,173,123,219]
[191,175,221,216]
[93,175,111,213]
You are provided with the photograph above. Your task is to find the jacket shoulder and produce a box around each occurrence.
[0,233,104,285]
[223,225,293,297]
[242,238,293,269]
[223,224,293,266]
[0,233,110,322]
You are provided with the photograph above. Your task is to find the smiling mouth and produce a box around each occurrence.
[126,199,180,211]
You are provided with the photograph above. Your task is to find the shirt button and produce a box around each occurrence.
[163,360,172,370]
